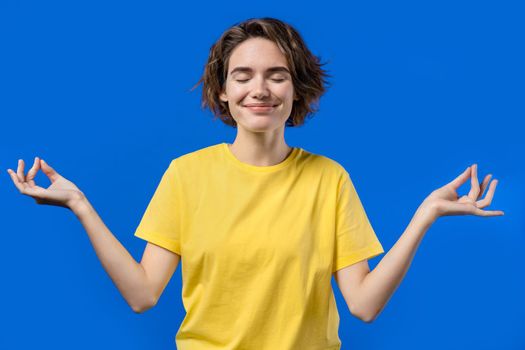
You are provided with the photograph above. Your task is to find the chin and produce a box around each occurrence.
[238,117,283,133]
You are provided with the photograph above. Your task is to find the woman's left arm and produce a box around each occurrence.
[357,164,504,322]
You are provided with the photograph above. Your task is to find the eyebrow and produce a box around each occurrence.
[229,66,291,75]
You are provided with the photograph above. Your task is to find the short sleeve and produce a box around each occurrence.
[134,160,182,255]
[333,170,384,273]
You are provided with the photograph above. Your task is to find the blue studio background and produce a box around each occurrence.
[1,1,523,349]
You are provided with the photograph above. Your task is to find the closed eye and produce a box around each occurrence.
[235,79,286,83]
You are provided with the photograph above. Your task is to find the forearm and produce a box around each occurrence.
[357,202,437,321]
[70,197,153,313]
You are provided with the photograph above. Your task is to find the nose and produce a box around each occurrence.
[250,76,271,99]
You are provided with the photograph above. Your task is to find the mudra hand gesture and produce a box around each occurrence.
[422,163,504,220]
[7,157,85,209]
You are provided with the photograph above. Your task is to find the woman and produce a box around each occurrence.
[7,17,503,349]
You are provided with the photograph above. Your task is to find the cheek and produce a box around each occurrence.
[227,83,247,98]
[276,84,295,100]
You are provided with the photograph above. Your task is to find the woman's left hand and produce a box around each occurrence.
[421,164,504,221]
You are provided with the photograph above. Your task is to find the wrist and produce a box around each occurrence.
[68,193,90,216]
[416,199,439,225]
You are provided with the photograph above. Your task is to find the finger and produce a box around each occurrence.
[473,207,505,217]
[476,179,498,209]
[26,156,41,186]
[478,174,492,199]
[448,166,471,190]
[7,168,25,192]
[458,195,475,204]
[449,203,504,216]
[467,163,480,201]
[40,159,60,182]
[7,168,35,195]
[16,159,26,182]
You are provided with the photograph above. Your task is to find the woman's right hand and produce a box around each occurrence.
[7,157,86,209]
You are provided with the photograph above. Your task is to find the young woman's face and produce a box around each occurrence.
[220,37,298,133]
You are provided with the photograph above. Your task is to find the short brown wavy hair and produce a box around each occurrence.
[191,17,332,128]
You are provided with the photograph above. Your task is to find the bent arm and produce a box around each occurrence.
[355,202,437,322]
[71,197,155,313]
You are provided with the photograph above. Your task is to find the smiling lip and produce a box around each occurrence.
[243,103,278,113]
[244,105,276,113]
[244,103,278,107]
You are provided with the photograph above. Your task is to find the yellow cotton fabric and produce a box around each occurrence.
[134,143,384,350]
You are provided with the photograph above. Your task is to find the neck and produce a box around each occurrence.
[228,129,292,167]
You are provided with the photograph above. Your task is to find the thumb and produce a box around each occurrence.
[40,159,60,181]
[448,166,471,190]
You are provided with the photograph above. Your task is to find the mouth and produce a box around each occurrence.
[243,103,279,113]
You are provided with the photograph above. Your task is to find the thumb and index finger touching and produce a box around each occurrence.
[7,157,60,187]
[445,163,503,215]
[448,163,496,198]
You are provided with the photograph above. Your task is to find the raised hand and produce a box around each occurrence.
[423,164,504,219]
[7,157,85,209]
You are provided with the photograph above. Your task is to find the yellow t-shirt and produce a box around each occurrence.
[134,142,384,349]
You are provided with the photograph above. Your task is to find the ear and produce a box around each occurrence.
[220,91,228,103]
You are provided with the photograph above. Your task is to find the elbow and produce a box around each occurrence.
[352,306,379,324]
[131,297,157,314]
[132,302,154,314]
[361,312,378,323]
[132,305,145,314]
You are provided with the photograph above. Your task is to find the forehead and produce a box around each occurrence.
[228,37,288,72]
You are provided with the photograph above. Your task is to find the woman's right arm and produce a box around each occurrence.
[70,197,161,313]
[8,157,180,313]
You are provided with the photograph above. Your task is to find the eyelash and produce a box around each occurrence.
[235,79,286,83]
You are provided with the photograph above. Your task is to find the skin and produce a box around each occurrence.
[335,164,504,322]
[7,38,504,321]
[219,37,299,166]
